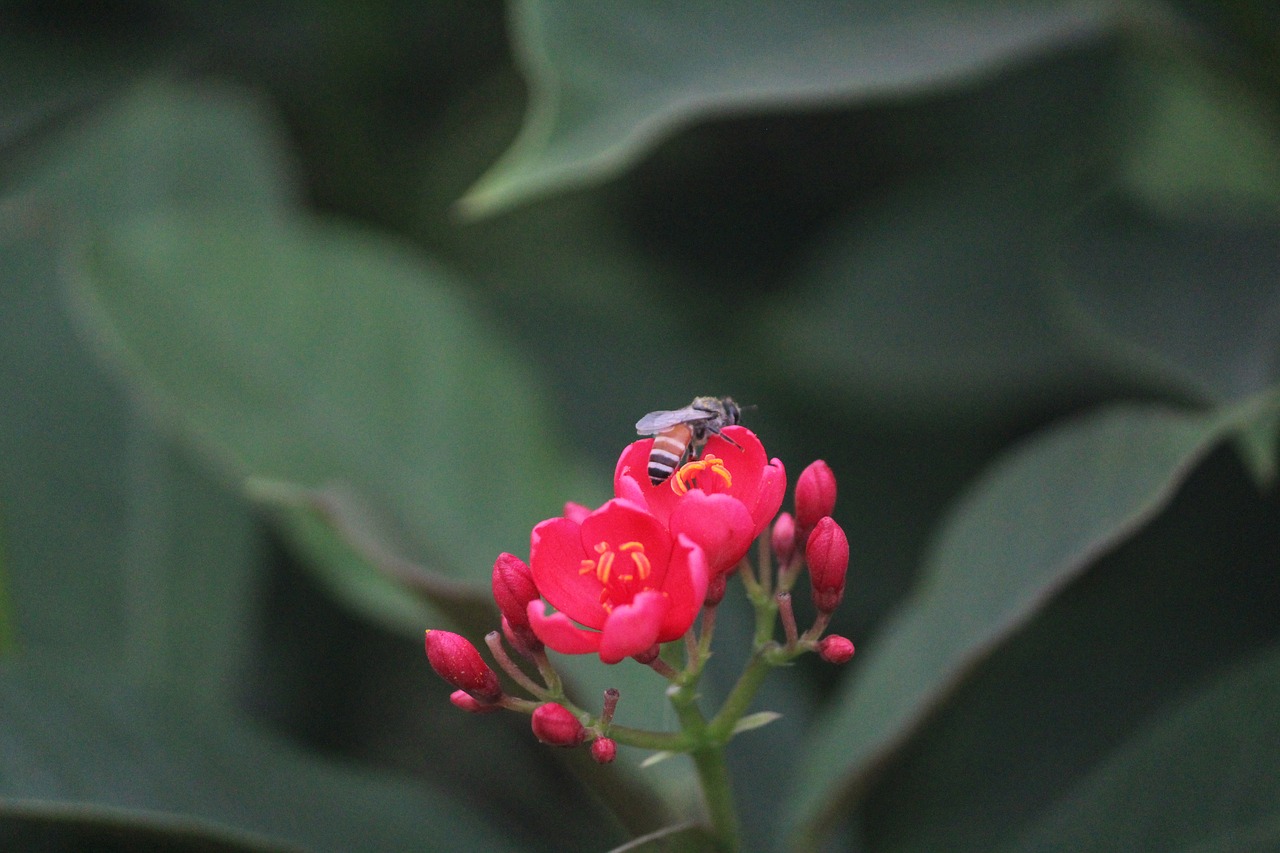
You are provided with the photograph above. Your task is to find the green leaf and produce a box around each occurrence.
[460,0,1118,215]
[850,438,1280,852]
[784,396,1280,848]
[0,657,526,852]
[68,212,577,625]
[1004,642,1280,853]
[605,821,719,852]
[765,170,1099,420]
[1118,51,1280,218]
[7,78,296,223]
[0,219,260,685]
[0,519,12,657]
[1054,196,1280,407]
[0,800,301,853]
[731,711,781,735]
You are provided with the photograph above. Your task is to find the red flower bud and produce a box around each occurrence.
[531,702,585,747]
[771,512,797,566]
[631,644,661,665]
[795,460,837,532]
[449,689,501,713]
[424,630,502,703]
[704,571,729,607]
[591,737,618,764]
[816,634,856,665]
[502,615,543,656]
[806,516,849,614]
[492,552,539,630]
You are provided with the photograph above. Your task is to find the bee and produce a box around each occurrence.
[635,396,742,485]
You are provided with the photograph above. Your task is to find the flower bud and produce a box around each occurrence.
[704,572,729,607]
[531,702,585,747]
[492,553,539,630]
[502,615,543,656]
[795,460,837,532]
[771,511,797,566]
[424,630,502,703]
[591,737,618,764]
[806,516,849,614]
[631,644,660,665]
[816,634,856,664]
[449,689,501,713]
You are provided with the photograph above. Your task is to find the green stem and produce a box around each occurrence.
[707,651,774,741]
[672,696,741,852]
[605,723,692,752]
[690,741,741,852]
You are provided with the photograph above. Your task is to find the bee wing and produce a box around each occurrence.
[635,405,708,434]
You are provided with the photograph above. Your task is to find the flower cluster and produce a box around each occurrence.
[423,424,853,761]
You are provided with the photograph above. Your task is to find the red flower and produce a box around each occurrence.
[526,499,709,664]
[614,426,785,576]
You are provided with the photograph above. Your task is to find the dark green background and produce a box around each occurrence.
[2,1,1279,850]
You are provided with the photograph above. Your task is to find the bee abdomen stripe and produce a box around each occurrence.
[652,434,686,456]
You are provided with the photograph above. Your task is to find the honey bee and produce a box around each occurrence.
[635,396,742,485]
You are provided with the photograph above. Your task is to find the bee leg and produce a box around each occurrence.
[706,425,743,450]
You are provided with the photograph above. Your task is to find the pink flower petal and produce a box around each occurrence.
[655,535,709,641]
[527,600,603,655]
[751,458,787,536]
[669,491,756,576]
[598,590,670,663]
[563,501,592,524]
[530,517,606,629]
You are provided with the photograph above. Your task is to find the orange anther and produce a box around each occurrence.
[671,454,733,495]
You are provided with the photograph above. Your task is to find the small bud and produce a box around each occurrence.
[502,615,543,655]
[704,572,729,607]
[492,553,539,630]
[591,737,618,764]
[449,689,501,713]
[631,644,660,665]
[795,460,837,532]
[424,630,502,703]
[771,512,797,566]
[816,634,856,664]
[531,702,585,747]
[806,516,849,614]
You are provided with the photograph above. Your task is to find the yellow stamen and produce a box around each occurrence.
[670,454,733,494]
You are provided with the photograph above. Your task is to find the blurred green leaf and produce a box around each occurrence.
[785,395,1280,848]
[1054,196,1280,406]
[0,521,11,656]
[5,78,297,223]
[1118,50,1280,218]
[765,171,1104,420]
[0,800,302,853]
[855,438,1280,852]
[0,657,526,852]
[1004,642,1280,853]
[460,0,1118,214]
[604,821,719,852]
[0,37,148,157]
[68,212,577,625]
